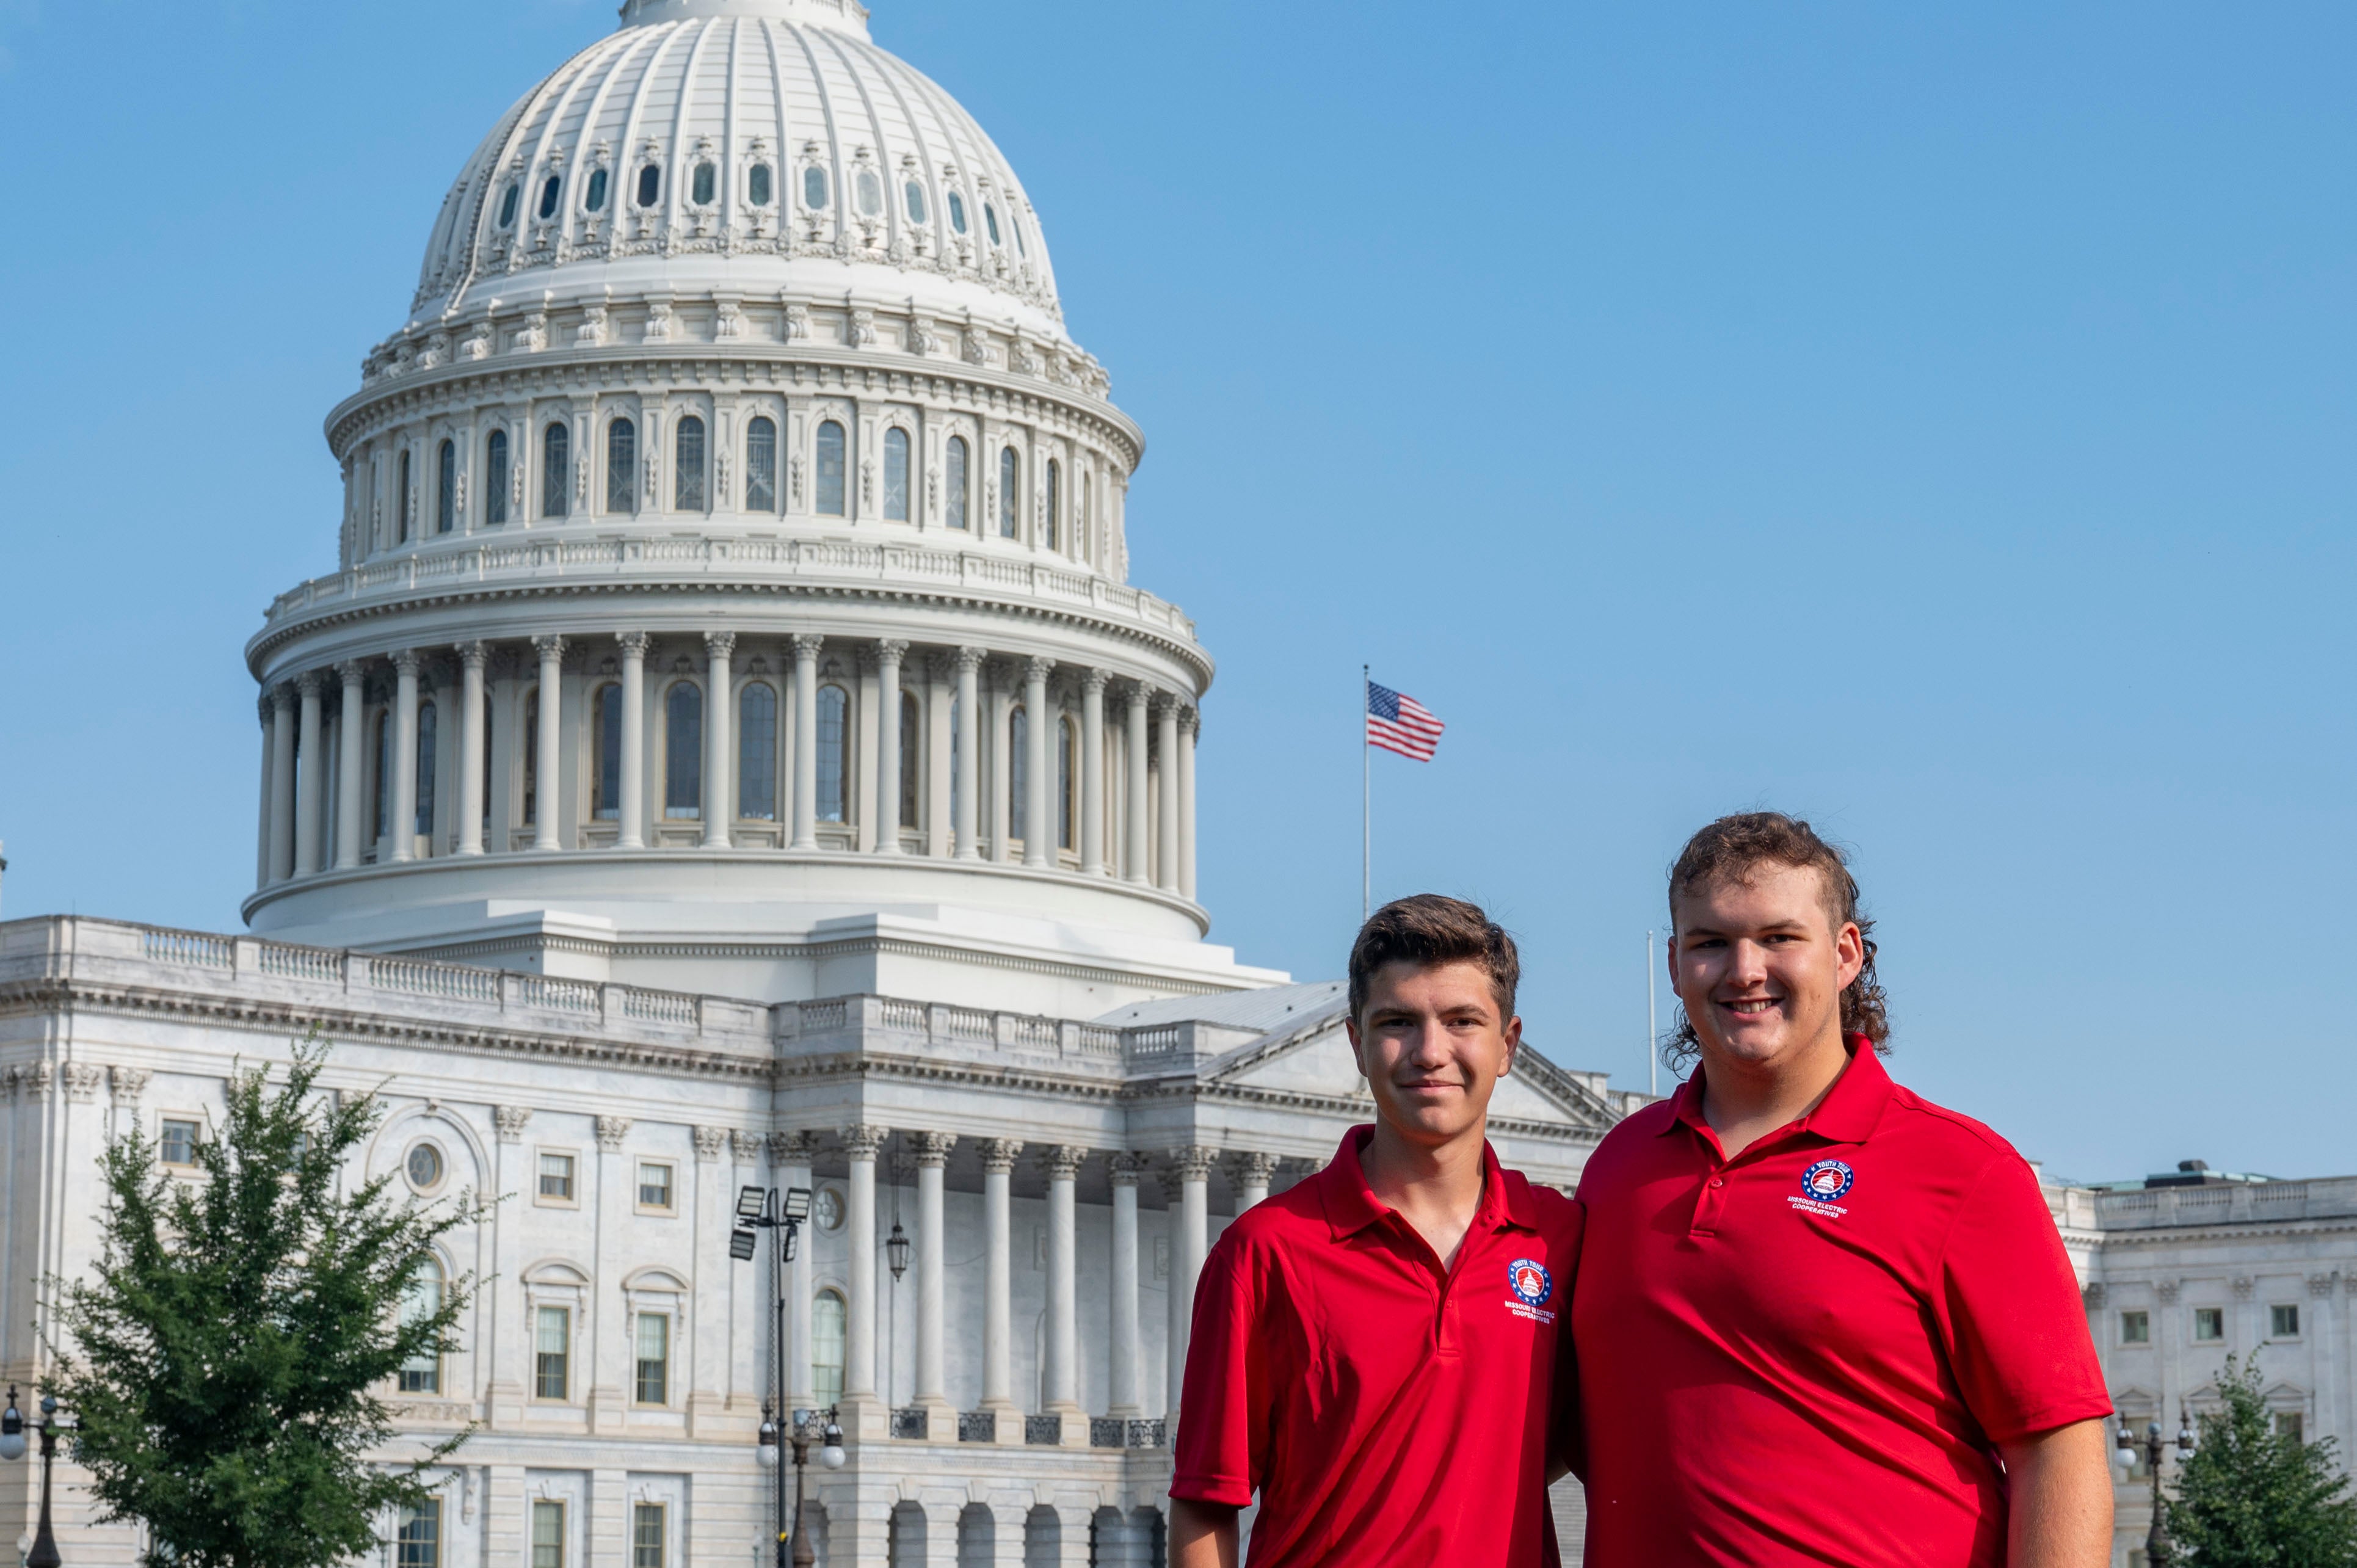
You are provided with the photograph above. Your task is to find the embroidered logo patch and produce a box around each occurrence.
[1508,1258,1553,1308]
[1801,1159,1855,1202]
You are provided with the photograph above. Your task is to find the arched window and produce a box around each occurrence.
[855,169,882,216]
[947,190,968,234]
[537,174,562,221]
[691,161,717,206]
[586,167,609,213]
[984,203,1001,246]
[904,181,927,224]
[1013,211,1027,258]
[1044,458,1060,551]
[1080,471,1092,562]
[739,684,777,821]
[436,439,456,535]
[998,447,1019,539]
[945,436,969,529]
[899,691,920,830]
[1058,715,1076,850]
[398,1257,444,1393]
[607,418,637,514]
[802,166,828,209]
[542,423,570,518]
[498,182,520,228]
[812,1290,847,1407]
[816,684,848,822]
[398,448,413,543]
[635,164,661,209]
[521,689,539,826]
[745,417,777,512]
[415,702,438,840]
[815,420,846,517]
[485,429,510,526]
[481,705,494,827]
[373,710,392,843]
[674,415,706,511]
[883,427,910,521]
[749,163,773,207]
[1009,706,1028,841]
[948,694,961,837]
[594,683,622,821]
[664,683,702,819]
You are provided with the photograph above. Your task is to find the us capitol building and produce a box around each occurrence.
[0,2,2348,1565]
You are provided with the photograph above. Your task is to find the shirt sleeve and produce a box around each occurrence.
[1169,1230,1268,1508]
[1936,1153,2113,1444]
[1552,1198,1588,1481]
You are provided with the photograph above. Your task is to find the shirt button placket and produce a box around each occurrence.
[1691,1170,1729,1237]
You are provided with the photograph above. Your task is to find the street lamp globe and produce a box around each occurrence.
[757,1418,780,1468]
[819,1421,846,1470]
[0,1393,23,1463]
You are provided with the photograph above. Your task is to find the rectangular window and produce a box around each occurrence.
[637,1161,674,1211]
[2272,1303,2301,1338]
[595,683,623,821]
[397,1498,442,1568]
[2276,1411,2305,1444]
[539,1152,575,1202]
[632,1503,666,1568]
[634,1312,670,1406]
[532,1500,565,1568]
[2194,1307,2226,1342]
[738,685,778,821]
[535,1305,570,1401]
[746,418,778,512]
[2120,1310,2150,1345]
[398,1265,443,1393]
[159,1119,200,1167]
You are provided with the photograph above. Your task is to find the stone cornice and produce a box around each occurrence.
[2082,1220,2357,1248]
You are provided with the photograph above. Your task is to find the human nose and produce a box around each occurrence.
[1404,1019,1451,1065]
[1729,940,1771,987]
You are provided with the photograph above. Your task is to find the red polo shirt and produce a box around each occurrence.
[1572,1041,2109,1567]
[1172,1127,1583,1567]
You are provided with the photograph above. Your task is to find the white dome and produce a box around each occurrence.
[409,0,1063,336]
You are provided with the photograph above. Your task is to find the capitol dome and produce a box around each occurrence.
[241,0,1266,1015]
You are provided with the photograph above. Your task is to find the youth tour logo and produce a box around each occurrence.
[1508,1259,1553,1308]
[1801,1160,1856,1202]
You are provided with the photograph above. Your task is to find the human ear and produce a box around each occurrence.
[1835,922,1865,989]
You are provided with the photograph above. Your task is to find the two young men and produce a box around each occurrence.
[1171,813,2116,1566]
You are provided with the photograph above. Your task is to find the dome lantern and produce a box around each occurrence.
[617,0,870,35]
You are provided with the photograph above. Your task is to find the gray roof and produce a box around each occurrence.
[1093,980,1347,1033]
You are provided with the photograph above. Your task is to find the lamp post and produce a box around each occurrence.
[2114,1404,2198,1566]
[758,1401,844,1567]
[731,1183,814,1568]
[1,1388,67,1568]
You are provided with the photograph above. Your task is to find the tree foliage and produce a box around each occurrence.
[46,1033,478,1568]
[2171,1352,2357,1568]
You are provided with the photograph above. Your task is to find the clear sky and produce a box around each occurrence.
[2,1,2352,1182]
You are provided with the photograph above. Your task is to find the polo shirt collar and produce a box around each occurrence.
[1316,1125,1530,1240]
[1659,1034,1893,1147]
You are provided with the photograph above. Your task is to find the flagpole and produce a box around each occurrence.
[1360,664,1370,923]
[1646,929,1659,1097]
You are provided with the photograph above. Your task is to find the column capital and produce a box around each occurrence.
[257,692,275,726]
[1185,705,1202,738]
[1107,1152,1147,1186]
[493,1105,533,1144]
[770,1128,823,1165]
[595,1115,632,1150]
[730,1128,768,1163]
[954,644,987,675]
[704,630,737,659]
[615,630,653,658]
[911,1130,958,1167]
[1023,655,1055,685]
[1153,691,1183,720]
[876,637,911,664]
[457,640,489,670]
[841,1123,888,1160]
[1128,679,1158,708]
[531,634,566,661]
[109,1065,151,1108]
[791,633,826,659]
[391,648,423,678]
[294,670,327,698]
[1163,1144,1219,1186]
[1081,667,1111,694]
[692,1126,729,1163]
[1223,1150,1282,1188]
[979,1137,1025,1174]
[270,682,297,713]
[334,659,366,686]
[1040,1144,1088,1181]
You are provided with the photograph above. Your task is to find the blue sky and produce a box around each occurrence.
[2,1,2351,1180]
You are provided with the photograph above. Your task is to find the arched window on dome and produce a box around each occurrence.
[498,182,520,228]
[739,684,777,821]
[998,447,1019,539]
[398,448,413,543]
[586,167,609,214]
[815,421,846,517]
[481,704,494,830]
[537,175,562,222]
[1009,706,1028,843]
[636,165,661,209]
[1079,471,1091,564]
[415,702,438,843]
[1058,715,1076,851]
[883,428,910,521]
[856,169,882,217]
[373,710,392,848]
[899,691,920,832]
[674,416,706,512]
[748,163,774,208]
[542,423,570,519]
[1013,210,1028,258]
[692,162,716,206]
[816,685,848,822]
[984,203,1001,247]
[593,683,622,822]
[1044,459,1060,551]
[436,440,456,535]
[803,166,828,211]
[947,191,968,235]
[607,418,637,515]
[664,682,702,820]
[521,689,541,826]
[945,436,970,530]
[904,181,927,225]
[485,429,510,526]
[746,417,777,513]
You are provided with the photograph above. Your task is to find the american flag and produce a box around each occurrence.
[1366,680,1444,761]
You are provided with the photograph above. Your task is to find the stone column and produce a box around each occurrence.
[703,631,735,848]
[1108,1153,1144,1417]
[775,1130,821,1409]
[989,667,1015,863]
[456,642,487,855]
[1123,684,1152,885]
[979,1138,1022,1415]
[255,699,273,889]
[615,633,649,849]
[294,672,326,876]
[1044,1145,1085,1419]
[1227,1151,1280,1211]
[1023,657,1053,868]
[390,651,421,862]
[267,683,297,882]
[954,648,984,860]
[842,1124,884,1409]
[1179,708,1199,899]
[1155,697,1182,893]
[874,639,909,854]
[925,652,953,858]
[912,1130,956,1409]
[1163,1147,1216,1425]
[334,661,365,869]
[1080,669,1108,876]
[791,634,823,850]
[531,635,564,851]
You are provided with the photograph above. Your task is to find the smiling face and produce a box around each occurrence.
[1346,959,1521,1149]
[1669,862,1865,1077]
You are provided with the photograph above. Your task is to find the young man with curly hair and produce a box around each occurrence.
[1169,895,1583,1567]
[1572,811,2115,1567]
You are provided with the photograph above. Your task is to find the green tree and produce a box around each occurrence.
[2171,1352,2357,1568]
[45,1033,477,1568]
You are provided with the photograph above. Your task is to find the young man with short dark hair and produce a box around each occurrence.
[1169,895,1583,1568]
[1574,812,2115,1567]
